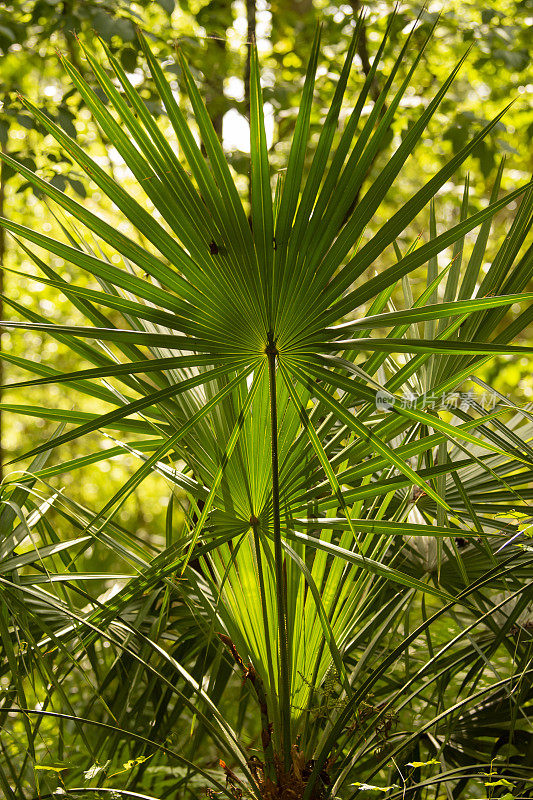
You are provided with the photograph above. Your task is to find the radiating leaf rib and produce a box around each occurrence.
[97,38,213,221]
[312,460,476,511]
[58,52,214,272]
[293,518,486,539]
[434,190,533,391]
[477,187,533,303]
[78,40,265,335]
[0,537,91,574]
[302,360,532,466]
[15,97,211,296]
[274,23,321,252]
[277,21,443,343]
[3,263,205,339]
[317,177,533,328]
[3,354,228,390]
[0,319,256,355]
[13,238,158,372]
[272,23,321,327]
[8,363,250,465]
[13,239,252,354]
[177,54,258,261]
[327,294,533,333]
[84,365,259,539]
[300,360,529,504]
[1,351,142,407]
[279,361,359,545]
[0,215,205,315]
[321,337,533,356]
[181,365,265,572]
[290,364,453,513]
[303,16,440,286]
[23,440,157,480]
[459,159,506,302]
[295,9,397,261]
[249,40,273,323]
[82,38,218,249]
[0,150,205,310]
[322,94,513,305]
[283,529,454,602]
[354,245,451,376]
[0,293,176,411]
[138,31,228,221]
[279,538,350,692]
[0,404,150,435]
[331,414,506,488]
[441,176,470,312]
[138,34,266,337]
[287,16,361,262]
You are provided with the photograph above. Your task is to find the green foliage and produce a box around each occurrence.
[0,12,532,800]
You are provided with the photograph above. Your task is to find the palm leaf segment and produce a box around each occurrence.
[1,16,533,795]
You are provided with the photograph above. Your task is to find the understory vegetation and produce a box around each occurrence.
[0,6,532,800]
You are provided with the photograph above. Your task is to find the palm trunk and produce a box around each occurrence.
[266,336,291,770]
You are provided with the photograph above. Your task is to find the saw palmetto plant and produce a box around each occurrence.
[0,15,532,800]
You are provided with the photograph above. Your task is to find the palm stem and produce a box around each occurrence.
[266,336,291,770]
[252,520,279,753]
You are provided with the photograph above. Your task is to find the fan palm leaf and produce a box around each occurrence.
[0,19,532,799]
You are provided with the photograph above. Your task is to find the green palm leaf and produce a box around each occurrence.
[1,20,532,800]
